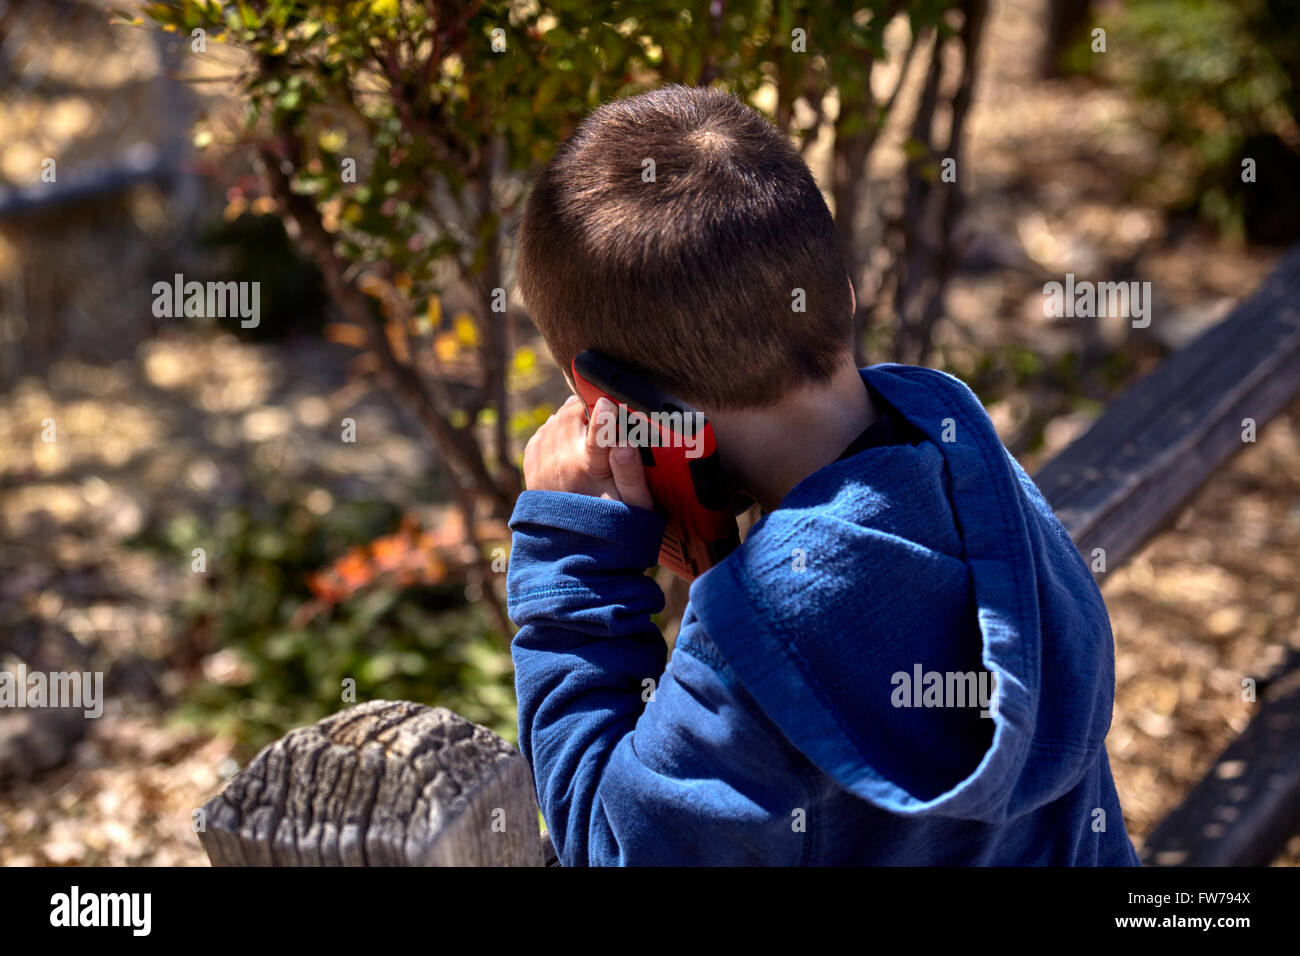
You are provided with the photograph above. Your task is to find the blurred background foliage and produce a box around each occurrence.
[133,481,517,750]
[199,210,330,340]
[1084,0,1300,243]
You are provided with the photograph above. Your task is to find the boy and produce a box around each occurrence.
[507,84,1139,866]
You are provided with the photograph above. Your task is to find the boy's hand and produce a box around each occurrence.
[522,395,655,511]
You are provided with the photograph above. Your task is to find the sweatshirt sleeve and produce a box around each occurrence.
[507,490,814,866]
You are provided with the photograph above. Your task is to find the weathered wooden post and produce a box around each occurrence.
[198,700,550,866]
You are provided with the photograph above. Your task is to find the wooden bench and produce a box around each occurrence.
[197,246,1300,866]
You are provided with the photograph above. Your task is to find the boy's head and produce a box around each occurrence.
[516,84,854,411]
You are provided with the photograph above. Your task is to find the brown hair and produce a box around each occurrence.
[515,84,853,410]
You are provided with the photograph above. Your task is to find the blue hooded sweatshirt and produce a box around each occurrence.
[506,364,1140,866]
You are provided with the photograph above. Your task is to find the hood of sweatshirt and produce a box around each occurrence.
[688,364,1117,824]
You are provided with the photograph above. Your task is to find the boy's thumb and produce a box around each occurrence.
[609,445,654,511]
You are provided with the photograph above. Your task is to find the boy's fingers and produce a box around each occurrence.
[582,397,617,478]
[609,445,654,510]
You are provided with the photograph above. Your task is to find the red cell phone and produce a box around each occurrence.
[571,349,741,581]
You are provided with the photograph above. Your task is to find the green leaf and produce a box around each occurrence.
[543,27,575,48]
[532,72,565,114]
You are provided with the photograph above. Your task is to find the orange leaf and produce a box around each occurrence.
[335,550,373,588]
[385,316,411,363]
[325,322,368,348]
[370,535,409,573]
